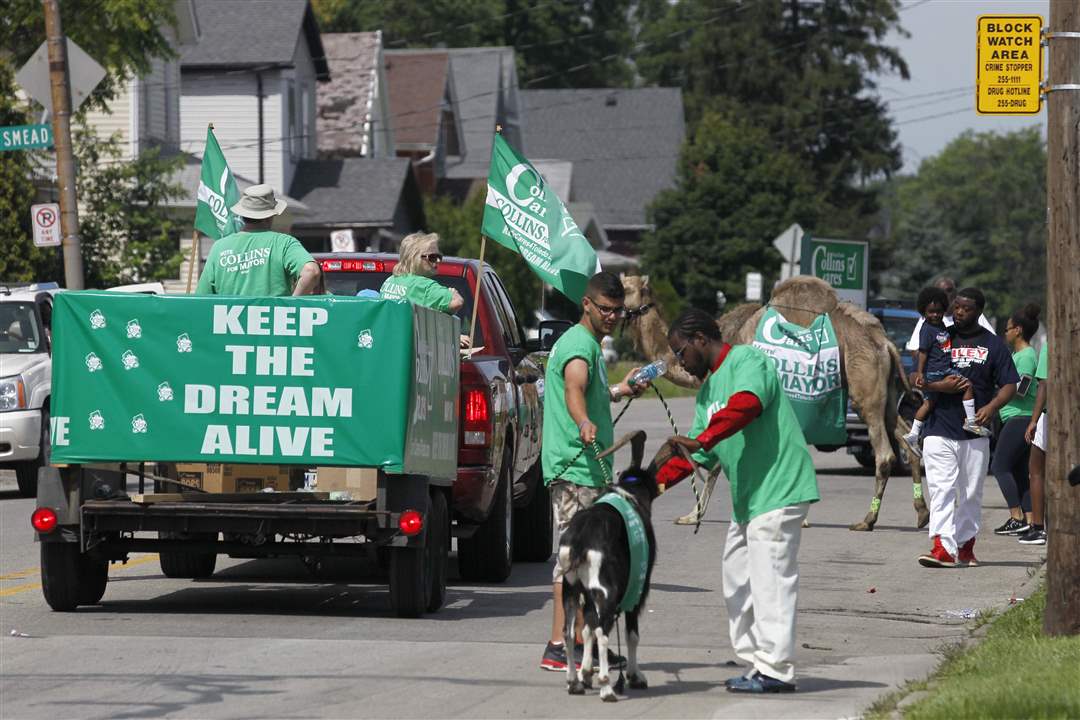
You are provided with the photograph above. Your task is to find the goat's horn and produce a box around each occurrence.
[596,430,647,465]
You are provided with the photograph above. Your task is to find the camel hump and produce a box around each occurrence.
[769,276,839,325]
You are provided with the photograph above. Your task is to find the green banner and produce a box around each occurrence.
[482,134,599,303]
[752,308,846,445]
[194,126,243,239]
[50,292,459,477]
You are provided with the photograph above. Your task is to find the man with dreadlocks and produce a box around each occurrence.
[651,307,819,694]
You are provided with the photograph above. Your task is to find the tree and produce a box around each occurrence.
[878,128,1047,321]
[424,191,541,321]
[636,0,909,230]
[640,111,821,314]
[74,128,186,288]
[311,0,638,88]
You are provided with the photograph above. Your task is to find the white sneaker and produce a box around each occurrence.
[901,431,922,458]
[962,419,992,437]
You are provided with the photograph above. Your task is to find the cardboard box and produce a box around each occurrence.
[315,467,378,501]
[175,463,293,493]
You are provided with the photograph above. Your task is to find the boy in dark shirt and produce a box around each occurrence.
[903,288,989,456]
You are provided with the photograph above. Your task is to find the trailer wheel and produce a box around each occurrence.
[458,455,513,582]
[158,532,218,579]
[41,542,106,611]
[513,464,552,562]
[389,494,431,618]
[426,489,449,613]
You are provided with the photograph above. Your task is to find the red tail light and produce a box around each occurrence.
[465,389,489,425]
[31,507,58,533]
[398,510,424,536]
[320,259,385,272]
[459,365,493,464]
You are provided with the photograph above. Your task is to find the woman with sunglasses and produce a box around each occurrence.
[380,232,471,347]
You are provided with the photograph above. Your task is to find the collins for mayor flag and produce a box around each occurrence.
[194,125,243,239]
[482,134,599,303]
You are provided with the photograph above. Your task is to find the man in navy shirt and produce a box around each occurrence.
[919,288,1018,568]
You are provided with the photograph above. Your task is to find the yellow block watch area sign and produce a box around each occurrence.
[976,15,1043,115]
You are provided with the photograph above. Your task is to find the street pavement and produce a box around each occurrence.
[0,396,1045,719]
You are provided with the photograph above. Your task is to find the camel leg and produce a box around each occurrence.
[849,407,895,532]
[894,415,929,529]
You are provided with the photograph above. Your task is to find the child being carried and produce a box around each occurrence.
[902,287,992,456]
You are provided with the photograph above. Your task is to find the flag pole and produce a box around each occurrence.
[184,230,200,293]
[469,124,501,348]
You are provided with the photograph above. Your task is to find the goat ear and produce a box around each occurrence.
[619,272,626,282]
[596,430,647,464]
[641,275,650,287]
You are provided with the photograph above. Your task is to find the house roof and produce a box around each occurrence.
[521,88,685,229]
[443,47,520,180]
[288,157,418,227]
[317,32,381,156]
[180,0,329,80]
[384,50,450,148]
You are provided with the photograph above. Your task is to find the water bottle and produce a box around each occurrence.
[630,359,667,387]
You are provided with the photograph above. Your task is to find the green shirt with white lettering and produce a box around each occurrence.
[196,230,314,297]
[379,274,454,313]
[690,344,819,523]
[541,323,613,488]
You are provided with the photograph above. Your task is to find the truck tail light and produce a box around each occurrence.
[31,507,58,533]
[459,365,492,464]
[398,510,424,536]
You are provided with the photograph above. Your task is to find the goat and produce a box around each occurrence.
[557,430,659,701]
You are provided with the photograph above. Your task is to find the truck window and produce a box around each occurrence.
[487,273,524,349]
[0,302,44,354]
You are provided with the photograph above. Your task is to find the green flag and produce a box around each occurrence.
[194,126,243,239]
[482,134,599,303]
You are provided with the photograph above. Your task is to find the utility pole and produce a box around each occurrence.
[43,0,85,289]
[1044,0,1080,636]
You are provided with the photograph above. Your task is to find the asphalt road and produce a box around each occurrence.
[0,397,1045,719]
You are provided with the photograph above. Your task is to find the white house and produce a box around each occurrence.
[178,0,330,196]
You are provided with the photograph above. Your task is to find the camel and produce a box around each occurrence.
[621,274,929,532]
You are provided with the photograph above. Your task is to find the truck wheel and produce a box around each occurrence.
[41,542,106,611]
[426,490,449,613]
[390,493,432,618]
[158,532,218,579]
[458,459,513,582]
[15,409,49,498]
[513,466,553,562]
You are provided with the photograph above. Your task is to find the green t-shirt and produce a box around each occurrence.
[541,324,613,488]
[690,344,820,523]
[1035,342,1048,380]
[999,346,1037,421]
[196,231,314,297]
[379,274,454,313]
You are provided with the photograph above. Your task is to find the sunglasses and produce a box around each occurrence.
[421,253,443,263]
[671,341,689,363]
[587,297,624,317]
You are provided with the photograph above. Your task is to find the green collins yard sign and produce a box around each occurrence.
[800,235,869,308]
[1,123,53,151]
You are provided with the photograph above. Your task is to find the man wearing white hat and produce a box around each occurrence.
[196,184,322,296]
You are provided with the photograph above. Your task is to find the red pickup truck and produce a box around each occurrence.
[315,253,561,582]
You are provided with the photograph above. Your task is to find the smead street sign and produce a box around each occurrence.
[1,124,53,151]
[976,15,1043,115]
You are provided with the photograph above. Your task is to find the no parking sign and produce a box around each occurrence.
[31,203,61,247]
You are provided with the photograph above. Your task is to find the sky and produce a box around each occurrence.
[877,0,1050,174]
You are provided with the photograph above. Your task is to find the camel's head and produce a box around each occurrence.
[620,273,652,313]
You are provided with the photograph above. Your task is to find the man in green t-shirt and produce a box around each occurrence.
[538,271,647,673]
[196,184,321,297]
[653,307,819,694]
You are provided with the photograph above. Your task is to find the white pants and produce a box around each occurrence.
[923,436,990,557]
[722,503,809,684]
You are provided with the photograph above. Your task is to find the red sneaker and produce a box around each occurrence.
[958,538,979,566]
[918,535,958,568]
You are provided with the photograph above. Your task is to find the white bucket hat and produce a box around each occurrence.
[231,183,287,219]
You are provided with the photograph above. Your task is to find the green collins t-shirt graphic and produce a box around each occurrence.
[196,231,314,297]
[379,274,454,313]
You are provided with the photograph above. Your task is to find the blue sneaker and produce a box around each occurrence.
[726,671,797,694]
